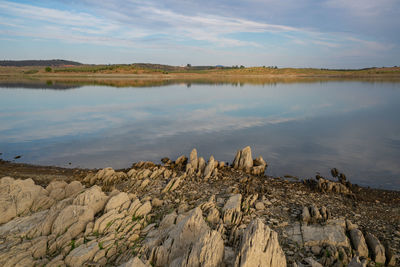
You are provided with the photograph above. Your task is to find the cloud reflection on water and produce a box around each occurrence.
[0,80,400,190]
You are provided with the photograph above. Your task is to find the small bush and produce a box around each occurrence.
[45,67,52,72]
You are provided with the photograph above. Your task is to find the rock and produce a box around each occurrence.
[311,246,322,256]
[51,205,94,237]
[162,175,184,193]
[286,220,350,248]
[72,185,108,214]
[119,257,150,267]
[255,201,265,210]
[347,256,367,267]
[152,198,163,207]
[384,242,397,266]
[233,146,253,172]
[46,180,67,192]
[310,205,322,221]
[218,161,225,168]
[303,257,323,267]
[65,181,84,197]
[64,241,99,267]
[316,177,352,195]
[365,233,386,264]
[204,156,215,180]
[181,230,224,267]
[346,220,358,231]
[349,229,368,257]
[253,156,267,167]
[197,157,206,176]
[49,187,66,201]
[0,177,46,224]
[206,207,220,224]
[134,201,152,217]
[189,148,198,171]
[31,236,48,258]
[234,218,286,267]
[105,192,130,212]
[301,206,311,223]
[84,167,127,186]
[175,155,187,165]
[147,207,211,266]
[223,194,242,225]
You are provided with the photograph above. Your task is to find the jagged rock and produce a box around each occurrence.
[146,207,212,266]
[301,206,311,223]
[242,194,258,212]
[234,218,286,267]
[186,163,195,176]
[349,229,368,257]
[316,177,352,195]
[64,241,100,267]
[181,229,224,267]
[233,146,253,172]
[127,168,137,178]
[72,185,108,214]
[310,205,322,220]
[223,194,242,225]
[105,192,130,212]
[162,175,185,193]
[119,257,150,267]
[84,167,127,186]
[0,177,47,224]
[175,155,187,165]
[206,207,220,224]
[253,156,267,167]
[93,210,125,234]
[365,233,386,264]
[204,156,215,180]
[189,148,199,171]
[150,168,165,179]
[134,201,152,217]
[197,157,206,176]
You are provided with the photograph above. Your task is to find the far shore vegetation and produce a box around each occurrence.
[1,61,400,80]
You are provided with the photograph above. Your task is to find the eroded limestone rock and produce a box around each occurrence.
[235,218,286,267]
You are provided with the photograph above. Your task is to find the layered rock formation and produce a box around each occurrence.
[0,146,398,267]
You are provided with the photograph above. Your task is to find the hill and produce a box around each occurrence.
[0,59,82,67]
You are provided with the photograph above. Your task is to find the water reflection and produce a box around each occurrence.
[0,79,399,190]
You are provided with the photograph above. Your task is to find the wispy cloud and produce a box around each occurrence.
[0,0,398,67]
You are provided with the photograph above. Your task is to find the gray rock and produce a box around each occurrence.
[349,229,368,257]
[365,233,386,264]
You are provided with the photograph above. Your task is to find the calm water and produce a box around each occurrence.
[1,79,400,190]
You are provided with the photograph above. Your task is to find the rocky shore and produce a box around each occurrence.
[0,146,399,267]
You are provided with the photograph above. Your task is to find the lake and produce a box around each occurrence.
[1,78,399,190]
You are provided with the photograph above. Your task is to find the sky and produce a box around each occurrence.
[0,0,399,68]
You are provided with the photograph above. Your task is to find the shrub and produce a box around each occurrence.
[45,66,52,72]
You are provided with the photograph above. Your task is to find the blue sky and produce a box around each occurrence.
[0,0,399,67]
